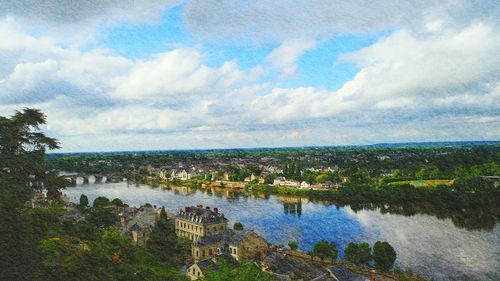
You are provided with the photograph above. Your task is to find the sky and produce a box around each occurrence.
[0,0,499,152]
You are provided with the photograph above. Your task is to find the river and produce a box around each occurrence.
[64,181,500,281]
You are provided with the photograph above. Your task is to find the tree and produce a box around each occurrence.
[147,207,180,265]
[288,240,299,251]
[429,167,440,180]
[415,168,426,180]
[79,194,89,210]
[87,207,116,227]
[373,241,397,271]
[93,196,110,208]
[0,108,65,280]
[452,175,493,193]
[233,222,244,230]
[312,240,338,262]
[111,198,124,207]
[344,242,372,265]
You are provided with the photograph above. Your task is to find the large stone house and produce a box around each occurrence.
[191,229,269,262]
[175,205,228,241]
[119,206,160,245]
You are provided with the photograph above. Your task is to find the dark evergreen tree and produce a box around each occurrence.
[0,108,66,280]
[373,241,397,271]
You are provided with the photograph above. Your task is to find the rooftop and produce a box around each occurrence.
[196,258,219,273]
[176,205,227,224]
[326,265,367,281]
[194,229,260,247]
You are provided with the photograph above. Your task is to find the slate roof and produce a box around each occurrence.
[327,265,367,281]
[194,229,262,247]
[176,205,227,224]
[120,209,156,235]
[196,259,219,273]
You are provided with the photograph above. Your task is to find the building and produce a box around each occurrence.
[187,258,219,280]
[326,265,368,281]
[171,169,197,181]
[175,205,228,241]
[300,181,311,189]
[273,177,286,186]
[191,229,269,261]
[119,206,160,245]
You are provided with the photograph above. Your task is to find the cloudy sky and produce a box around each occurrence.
[0,0,499,152]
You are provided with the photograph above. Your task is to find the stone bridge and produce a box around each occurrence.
[64,174,129,186]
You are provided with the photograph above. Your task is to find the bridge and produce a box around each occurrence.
[63,174,129,186]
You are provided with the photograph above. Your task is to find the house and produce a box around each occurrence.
[244,173,258,182]
[187,258,219,280]
[171,169,196,181]
[283,180,300,188]
[326,265,368,281]
[300,181,311,189]
[273,177,286,186]
[175,205,228,241]
[119,207,160,245]
[191,229,269,262]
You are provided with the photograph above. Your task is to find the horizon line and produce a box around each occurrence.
[47,140,500,155]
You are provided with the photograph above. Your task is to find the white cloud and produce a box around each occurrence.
[111,49,250,100]
[267,39,316,77]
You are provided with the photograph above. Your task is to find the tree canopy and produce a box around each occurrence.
[312,240,338,261]
[373,241,397,271]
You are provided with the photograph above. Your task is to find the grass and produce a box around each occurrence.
[388,179,454,187]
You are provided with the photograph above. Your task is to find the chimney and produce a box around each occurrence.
[214,208,218,213]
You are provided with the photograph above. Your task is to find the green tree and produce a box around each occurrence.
[79,194,89,210]
[111,198,124,207]
[344,242,372,265]
[0,108,66,280]
[373,241,397,271]
[452,175,494,193]
[288,240,299,251]
[233,222,244,230]
[93,196,110,208]
[147,207,180,265]
[312,240,338,262]
[415,168,426,180]
[429,167,440,180]
[87,207,116,227]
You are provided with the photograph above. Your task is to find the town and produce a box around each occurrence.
[50,144,500,200]
[27,190,407,281]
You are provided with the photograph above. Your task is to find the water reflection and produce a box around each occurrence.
[63,182,500,281]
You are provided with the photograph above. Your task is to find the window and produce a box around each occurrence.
[196,250,199,257]
[209,249,212,255]
[192,268,195,274]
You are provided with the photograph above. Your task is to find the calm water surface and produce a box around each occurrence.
[64,182,500,281]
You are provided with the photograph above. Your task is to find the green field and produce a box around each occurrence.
[388,179,454,187]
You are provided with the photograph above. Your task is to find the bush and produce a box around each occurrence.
[288,240,299,251]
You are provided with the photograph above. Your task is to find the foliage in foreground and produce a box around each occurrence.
[202,261,277,281]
